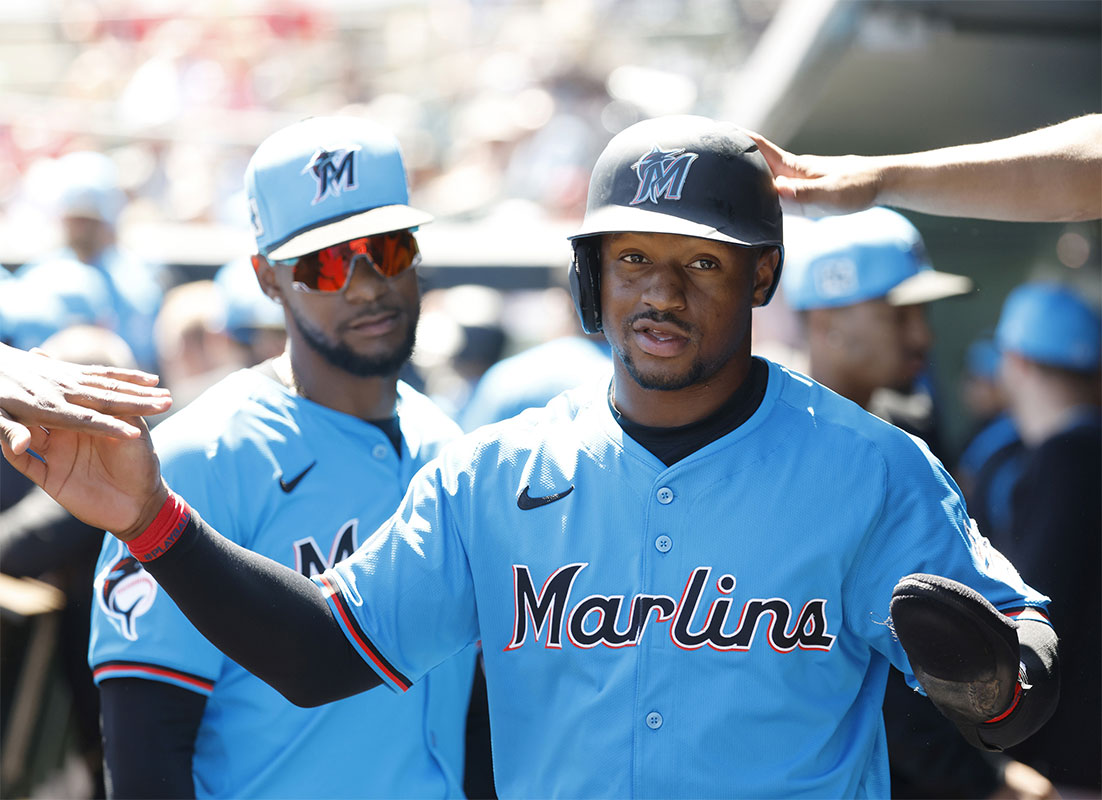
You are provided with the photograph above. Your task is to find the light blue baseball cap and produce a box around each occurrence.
[246,116,432,261]
[995,282,1101,371]
[781,207,972,311]
[55,151,126,226]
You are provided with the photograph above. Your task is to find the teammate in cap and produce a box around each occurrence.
[780,206,972,456]
[87,116,477,799]
[991,282,1100,794]
[780,211,1057,799]
[2,115,1060,798]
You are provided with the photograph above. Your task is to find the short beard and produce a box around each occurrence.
[612,310,708,391]
[615,345,708,391]
[287,304,418,378]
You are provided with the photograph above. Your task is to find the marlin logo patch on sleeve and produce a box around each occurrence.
[304,146,360,204]
[630,145,698,205]
[94,541,159,641]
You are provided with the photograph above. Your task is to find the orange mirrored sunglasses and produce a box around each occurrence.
[268,230,421,293]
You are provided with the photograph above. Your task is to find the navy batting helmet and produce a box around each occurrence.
[568,115,784,333]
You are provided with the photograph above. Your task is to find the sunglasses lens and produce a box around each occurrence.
[287,232,420,292]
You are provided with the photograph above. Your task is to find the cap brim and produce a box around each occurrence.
[267,205,434,260]
[886,270,973,306]
[568,205,759,247]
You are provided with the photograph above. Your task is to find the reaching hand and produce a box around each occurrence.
[0,343,172,539]
[748,133,883,217]
[0,342,172,455]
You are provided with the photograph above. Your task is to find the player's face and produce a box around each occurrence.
[263,238,421,378]
[823,299,932,393]
[599,232,777,395]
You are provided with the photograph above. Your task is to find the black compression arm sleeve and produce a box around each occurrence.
[99,678,205,799]
[142,510,382,706]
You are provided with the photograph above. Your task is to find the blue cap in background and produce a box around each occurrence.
[995,282,1101,372]
[781,207,972,310]
[246,116,432,261]
[965,336,1001,379]
[54,151,126,226]
[213,257,285,343]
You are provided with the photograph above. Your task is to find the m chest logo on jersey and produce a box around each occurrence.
[293,519,359,577]
[505,563,836,653]
[95,541,158,641]
[630,144,699,205]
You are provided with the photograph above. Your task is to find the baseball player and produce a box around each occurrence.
[779,206,973,457]
[88,117,477,798]
[3,116,1060,798]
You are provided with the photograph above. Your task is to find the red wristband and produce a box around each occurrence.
[127,492,192,563]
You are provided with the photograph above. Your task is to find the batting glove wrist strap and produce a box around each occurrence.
[890,574,1022,752]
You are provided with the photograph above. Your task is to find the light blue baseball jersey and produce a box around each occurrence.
[89,367,476,799]
[318,358,1048,799]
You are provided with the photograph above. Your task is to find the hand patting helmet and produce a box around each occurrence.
[569,115,784,333]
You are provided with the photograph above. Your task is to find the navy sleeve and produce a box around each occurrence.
[99,678,205,799]
[141,510,382,705]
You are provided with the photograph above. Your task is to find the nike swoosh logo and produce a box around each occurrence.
[517,484,574,510]
[279,461,317,493]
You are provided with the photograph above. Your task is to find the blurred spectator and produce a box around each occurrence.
[0,259,114,352]
[460,287,611,432]
[412,284,507,418]
[781,208,1053,800]
[0,326,139,800]
[994,282,1102,795]
[213,256,287,366]
[955,337,1026,545]
[152,279,244,415]
[15,152,164,371]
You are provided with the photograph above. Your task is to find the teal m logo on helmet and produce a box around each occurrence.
[630,145,698,205]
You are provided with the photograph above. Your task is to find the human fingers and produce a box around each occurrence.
[0,408,32,454]
[0,430,47,485]
[79,364,166,388]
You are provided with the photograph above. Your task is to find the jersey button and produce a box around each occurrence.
[656,487,674,504]
[645,711,663,730]
[372,443,389,460]
[655,535,673,553]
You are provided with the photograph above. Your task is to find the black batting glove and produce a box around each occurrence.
[890,574,1028,752]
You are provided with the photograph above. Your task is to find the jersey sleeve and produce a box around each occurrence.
[843,430,1049,689]
[89,432,239,695]
[316,452,480,693]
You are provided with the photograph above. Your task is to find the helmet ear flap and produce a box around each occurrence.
[569,238,602,334]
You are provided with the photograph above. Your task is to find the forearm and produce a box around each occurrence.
[139,500,382,705]
[99,678,205,799]
[877,115,1102,222]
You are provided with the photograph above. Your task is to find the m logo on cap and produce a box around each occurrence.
[304,146,360,205]
[630,145,698,205]
[814,258,859,300]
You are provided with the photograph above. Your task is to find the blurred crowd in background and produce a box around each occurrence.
[0,1,1099,799]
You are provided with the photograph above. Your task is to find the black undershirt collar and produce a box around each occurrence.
[609,357,768,467]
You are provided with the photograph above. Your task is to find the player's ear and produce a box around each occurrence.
[252,254,284,305]
[751,246,781,307]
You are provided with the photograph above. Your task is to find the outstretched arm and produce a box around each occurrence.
[0,352,381,705]
[0,342,172,453]
[749,115,1102,222]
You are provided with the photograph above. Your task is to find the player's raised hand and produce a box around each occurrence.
[0,342,172,454]
[747,132,883,217]
[1,411,168,541]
